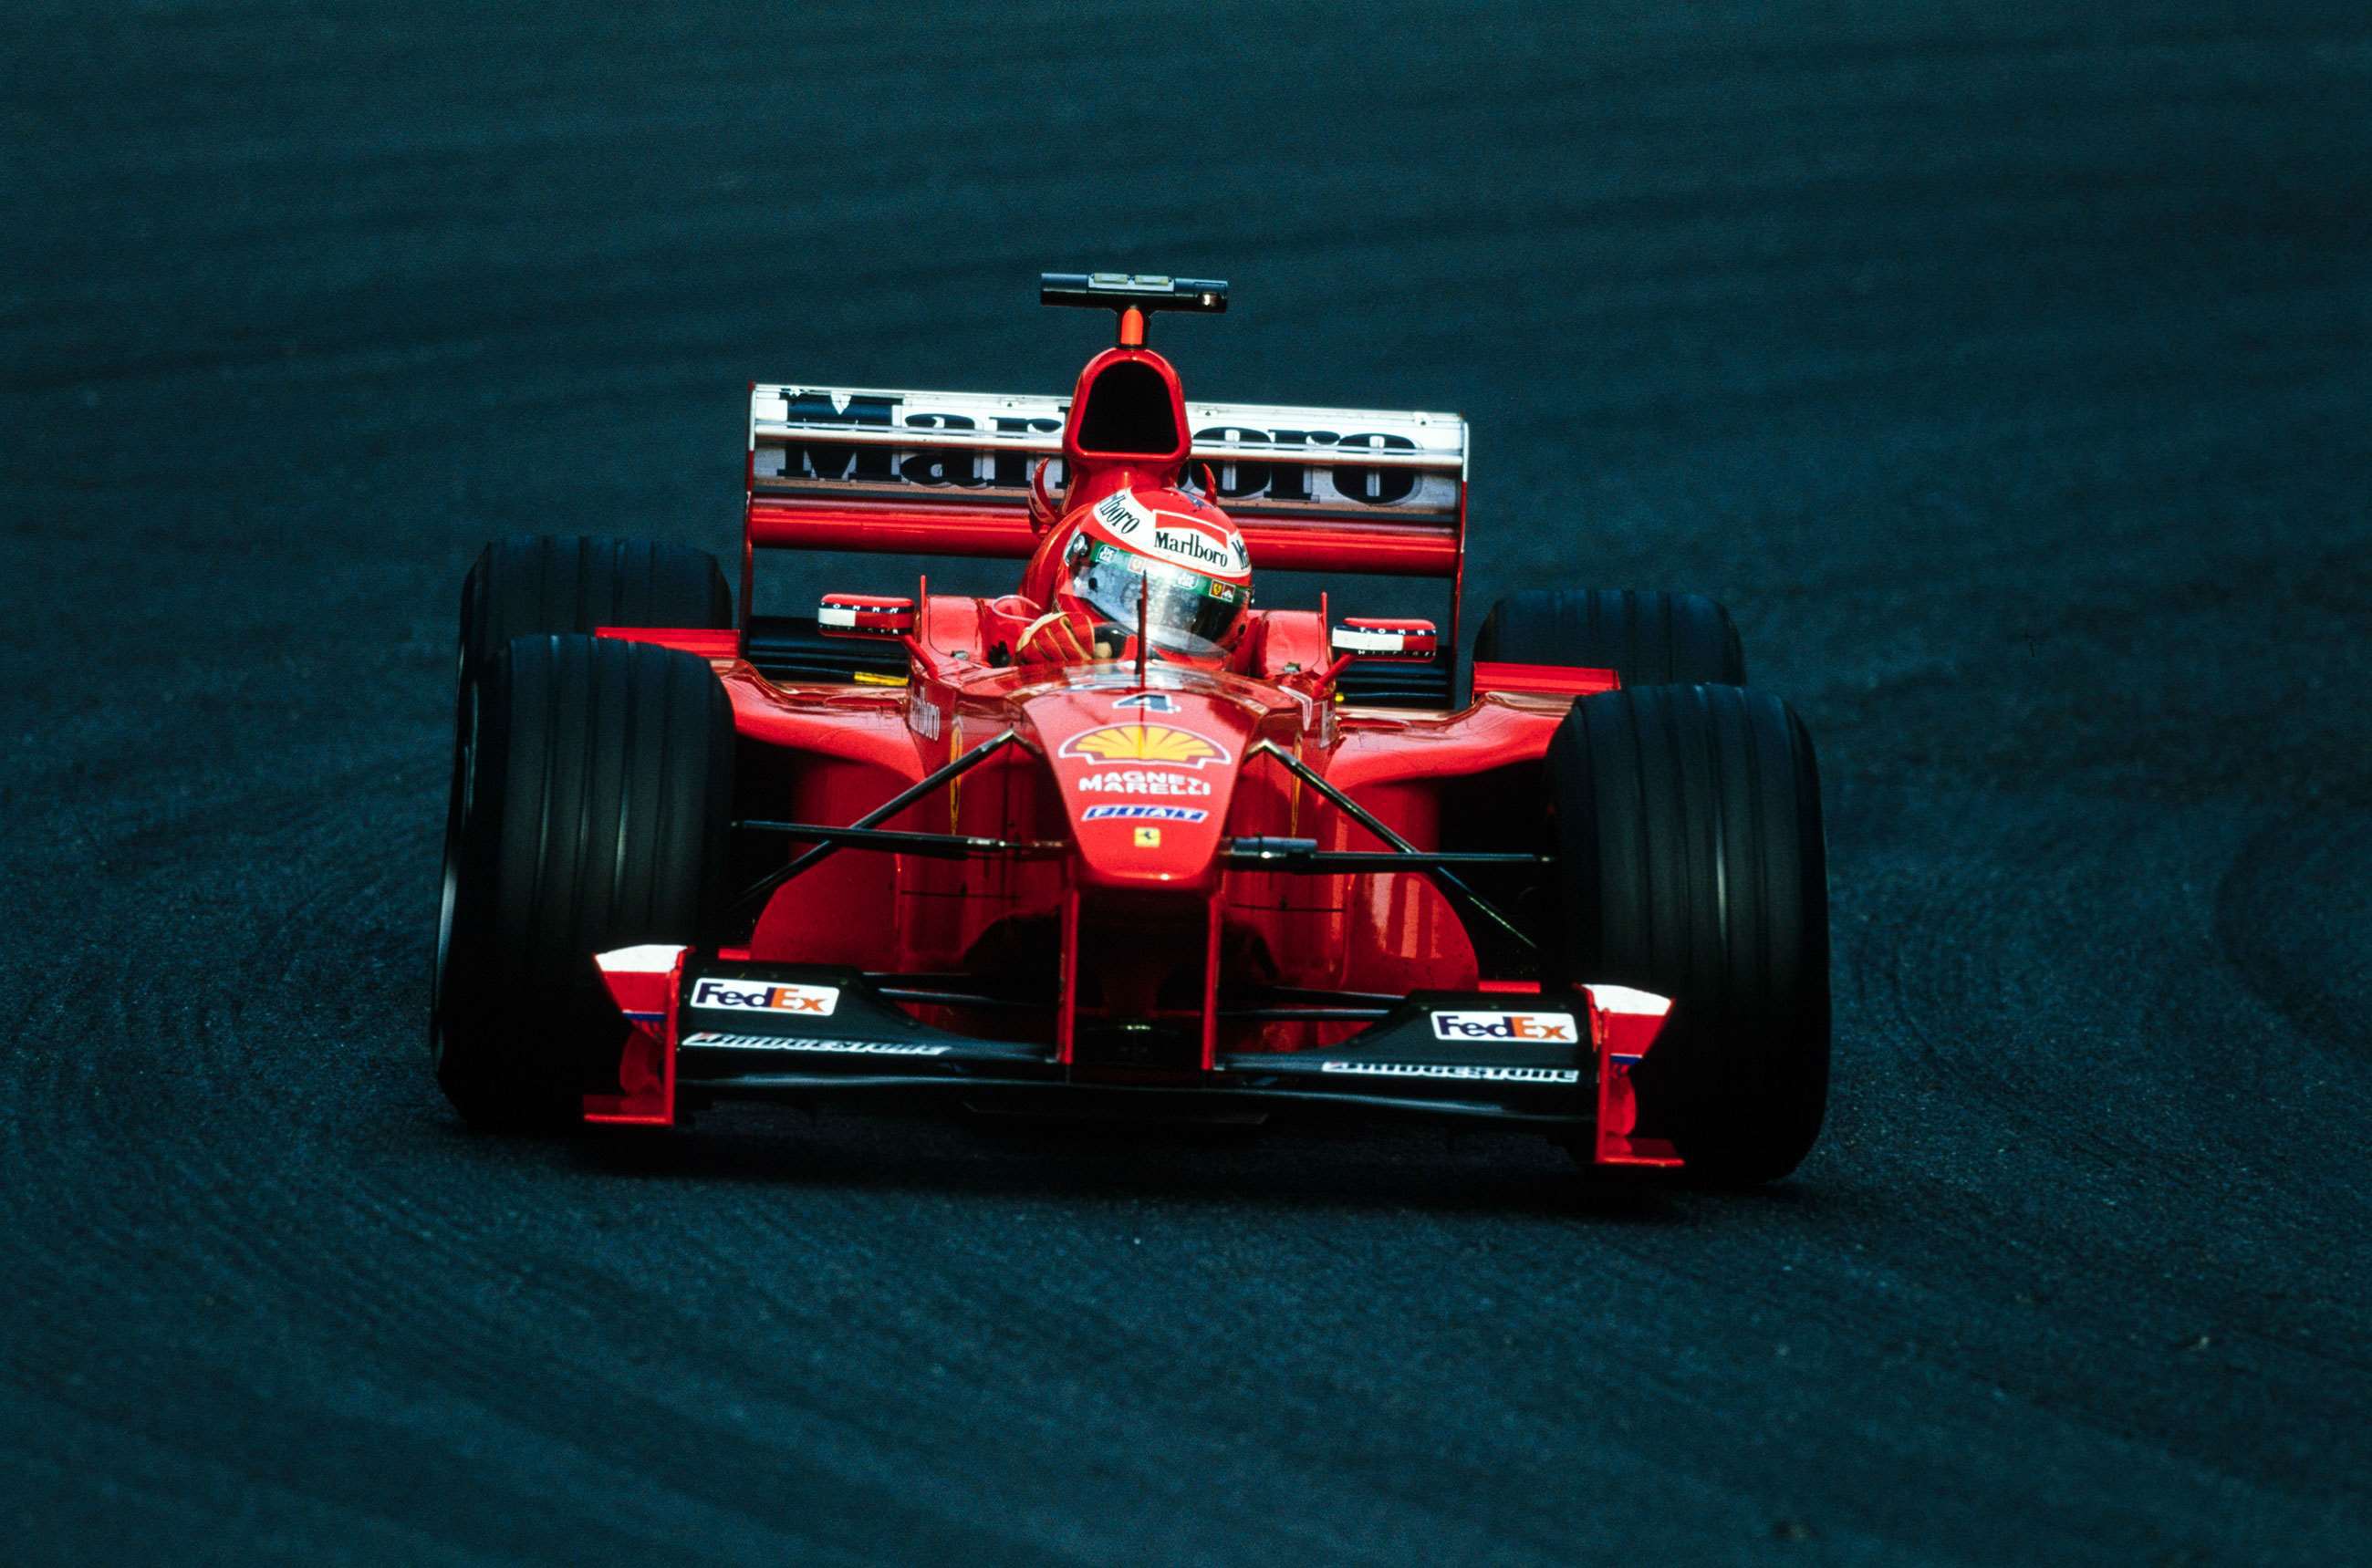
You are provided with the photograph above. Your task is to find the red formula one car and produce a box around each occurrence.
[432,274,1829,1181]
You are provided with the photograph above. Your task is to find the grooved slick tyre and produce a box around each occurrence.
[1474,588,1745,687]
[432,634,734,1129]
[1545,683,1829,1183]
[458,535,733,683]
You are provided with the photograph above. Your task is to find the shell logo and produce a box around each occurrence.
[1058,724,1232,770]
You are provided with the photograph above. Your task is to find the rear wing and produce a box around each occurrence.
[745,385,1469,579]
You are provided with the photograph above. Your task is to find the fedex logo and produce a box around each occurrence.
[691,979,841,1017]
[1429,1011,1578,1043]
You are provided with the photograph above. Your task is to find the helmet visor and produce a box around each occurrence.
[1066,537,1249,656]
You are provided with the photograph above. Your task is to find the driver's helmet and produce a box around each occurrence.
[1052,484,1253,658]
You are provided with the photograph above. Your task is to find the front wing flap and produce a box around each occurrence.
[589,949,1681,1168]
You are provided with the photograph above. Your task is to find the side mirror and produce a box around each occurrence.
[818,593,916,639]
[1331,618,1440,661]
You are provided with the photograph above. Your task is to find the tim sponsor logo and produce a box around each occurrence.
[1428,1011,1578,1043]
[691,979,841,1016]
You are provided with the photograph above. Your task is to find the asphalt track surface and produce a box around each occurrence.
[6,3,2371,1563]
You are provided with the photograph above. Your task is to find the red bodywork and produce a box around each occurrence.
[589,334,1675,1165]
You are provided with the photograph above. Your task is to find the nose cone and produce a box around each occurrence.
[1026,689,1254,888]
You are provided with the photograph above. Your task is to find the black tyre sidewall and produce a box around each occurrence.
[1475,588,1745,687]
[459,535,733,684]
[434,634,733,1128]
[1546,683,1828,1181]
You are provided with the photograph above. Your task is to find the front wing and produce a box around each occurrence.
[587,947,1682,1168]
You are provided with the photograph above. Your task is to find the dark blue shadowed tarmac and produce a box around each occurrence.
[3,3,2368,1561]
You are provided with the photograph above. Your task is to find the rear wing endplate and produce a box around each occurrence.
[746,385,1469,578]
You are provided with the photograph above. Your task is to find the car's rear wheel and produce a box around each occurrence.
[432,634,734,1128]
[1544,683,1828,1182]
[458,535,733,683]
[1474,588,1745,687]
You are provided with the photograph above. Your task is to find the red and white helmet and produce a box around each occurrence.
[1032,483,1253,659]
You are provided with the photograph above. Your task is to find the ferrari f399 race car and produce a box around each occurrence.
[432,273,1829,1182]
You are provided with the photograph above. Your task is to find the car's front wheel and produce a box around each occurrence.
[433,633,734,1128]
[1544,682,1829,1182]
